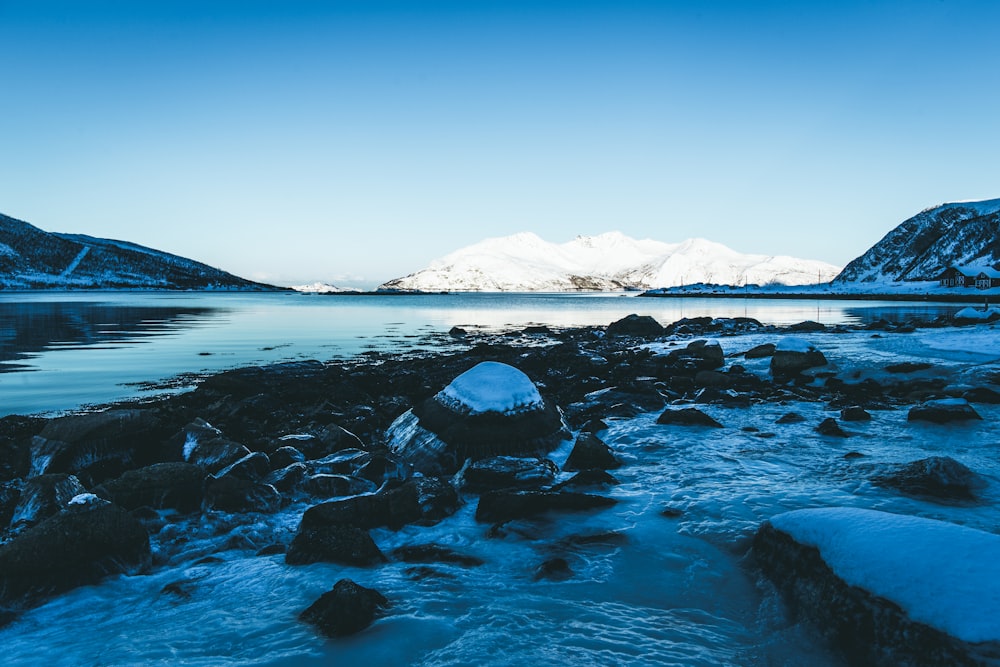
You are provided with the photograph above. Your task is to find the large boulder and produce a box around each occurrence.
[908,399,982,424]
[93,462,205,513]
[300,477,459,531]
[387,362,569,475]
[665,339,725,371]
[563,432,622,471]
[769,337,827,380]
[286,525,385,567]
[299,579,389,637]
[462,456,558,492]
[754,508,1000,666]
[656,407,724,428]
[28,410,163,486]
[0,501,151,613]
[606,314,664,337]
[475,489,617,524]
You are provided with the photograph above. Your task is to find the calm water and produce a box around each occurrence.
[0,291,961,416]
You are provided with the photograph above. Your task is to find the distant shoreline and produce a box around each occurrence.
[636,290,996,304]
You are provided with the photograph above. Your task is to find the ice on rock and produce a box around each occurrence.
[437,361,543,415]
[775,336,817,353]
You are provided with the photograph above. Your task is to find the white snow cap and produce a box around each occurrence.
[68,493,101,506]
[437,361,543,415]
[775,336,817,353]
[769,507,1000,643]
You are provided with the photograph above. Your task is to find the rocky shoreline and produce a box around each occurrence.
[1,310,998,664]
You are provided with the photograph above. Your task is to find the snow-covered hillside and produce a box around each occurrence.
[379,231,841,292]
[834,198,1000,284]
[0,212,276,290]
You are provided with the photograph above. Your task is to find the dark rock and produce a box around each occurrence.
[389,362,569,476]
[787,320,826,332]
[907,399,982,424]
[843,451,866,460]
[179,424,252,475]
[9,473,87,531]
[286,525,385,566]
[93,462,204,513]
[884,362,933,374]
[873,456,986,501]
[0,482,20,529]
[203,474,281,514]
[581,418,609,433]
[265,462,308,493]
[563,432,621,471]
[28,410,163,486]
[449,326,468,337]
[301,477,459,530]
[693,370,729,388]
[301,474,375,499]
[269,446,306,470]
[391,544,484,567]
[770,339,828,379]
[256,544,286,556]
[962,387,1000,404]
[606,314,664,337]
[744,343,776,359]
[309,449,371,475]
[0,502,151,612]
[656,408,723,428]
[277,426,367,460]
[533,557,573,581]
[463,456,557,492]
[299,578,389,638]
[776,412,806,424]
[816,418,849,437]
[475,490,617,524]
[840,406,872,422]
[523,325,551,335]
[355,453,409,485]
[665,339,725,370]
[550,470,620,491]
[0,416,45,483]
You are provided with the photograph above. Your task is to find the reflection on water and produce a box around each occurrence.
[0,301,221,371]
[0,292,965,417]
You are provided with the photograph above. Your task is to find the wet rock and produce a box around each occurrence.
[93,462,205,513]
[28,410,163,486]
[286,525,385,566]
[355,453,409,485]
[463,456,557,492]
[257,544,286,556]
[0,416,45,483]
[606,314,664,337]
[550,469,620,491]
[0,482,20,529]
[387,362,569,476]
[203,460,281,514]
[299,579,389,638]
[787,320,826,332]
[962,387,1000,404]
[269,446,306,470]
[301,477,459,530]
[266,462,308,493]
[523,325,551,335]
[775,412,806,424]
[475,490,617,524]
[753,508,1000,667]
[693,370,729,388]
[449,326,468,337]
[533,557,573,581]
[884,362,933,374]
[770,338,828,380]
[216,452,271,482]
[309,449,371,475]
[8,473,87,531]
[391,544,484,567]
[744,343,776,359]
[907,399,982,424]
[873,456,986,501]
[176,420,252,475]
[816,418,849,437]
[301,474,376,499]
[656,408,723,428]
[278,425,367,460]
[840,406,871,422]
[665,339,725,371]
[563,432,621,471]
[0,503,151,612]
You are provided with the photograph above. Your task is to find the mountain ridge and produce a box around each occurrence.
[379,232,841,292]
[0,212,277,290]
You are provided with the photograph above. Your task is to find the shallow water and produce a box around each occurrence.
[2,326,998,666]
[0,291,963,416]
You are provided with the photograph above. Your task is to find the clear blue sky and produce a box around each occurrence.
[2,1,998,287]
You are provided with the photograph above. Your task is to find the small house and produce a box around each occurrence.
[975,268,1000,289]
[938,266,976,287]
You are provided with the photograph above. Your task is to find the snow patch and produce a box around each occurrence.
[769,507,1000,644]
[775,337,816,353]
[437,361,543,415]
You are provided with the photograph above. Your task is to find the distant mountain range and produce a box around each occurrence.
[833,198,1000,284]
[0,212,275,290]
[379,231,841,292]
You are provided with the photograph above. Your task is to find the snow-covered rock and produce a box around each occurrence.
[379,231,841,292]
[0,211,276,290]
[834,197,1000,284]
[770,338,827,378]
[387,362,569,475]
[290,282,360,293]
[754,507,1000,665]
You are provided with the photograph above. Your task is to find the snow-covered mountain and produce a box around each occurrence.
[0,212,276,290]
[379,231,841,292]
[834,198,1000,284]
